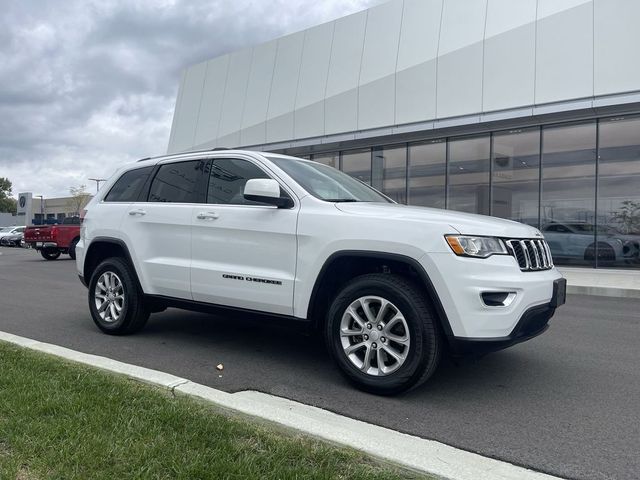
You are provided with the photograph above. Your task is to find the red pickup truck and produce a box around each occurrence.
[24,217,82,260]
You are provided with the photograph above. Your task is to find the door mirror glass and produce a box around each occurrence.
[244,179,293,208]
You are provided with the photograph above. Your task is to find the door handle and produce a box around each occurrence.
[128,209,146,216]
[196,212,219,220]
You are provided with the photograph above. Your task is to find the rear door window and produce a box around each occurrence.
[148,160,206,203]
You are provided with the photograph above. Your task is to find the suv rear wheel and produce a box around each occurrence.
[88,257,149,335]
[326,273,441,395]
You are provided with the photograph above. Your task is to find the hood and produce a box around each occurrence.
[334,203,540,238]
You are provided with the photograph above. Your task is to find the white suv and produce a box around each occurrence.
[77,150,566,394]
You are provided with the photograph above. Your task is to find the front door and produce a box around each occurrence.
[190,157,298,316]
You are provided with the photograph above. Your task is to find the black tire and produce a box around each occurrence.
[584,242,616,262]
[325,273,441,395]
[40,248,61,260]
[68,237,79,260]
[88,257,150,335]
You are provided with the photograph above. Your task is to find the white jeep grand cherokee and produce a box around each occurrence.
[77,149,566,395]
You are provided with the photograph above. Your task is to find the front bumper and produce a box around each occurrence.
[449,279,566,356]
[420,252,565,339]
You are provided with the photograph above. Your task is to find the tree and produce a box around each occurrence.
[611,200,640,234]
[0,177,17,214]
[68,185,92,216]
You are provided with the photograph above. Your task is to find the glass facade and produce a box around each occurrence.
[306,114,640,269]
[448,136,490,215]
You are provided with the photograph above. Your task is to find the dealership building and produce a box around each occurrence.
[167,0,640,269]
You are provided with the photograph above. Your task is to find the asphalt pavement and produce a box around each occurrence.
[1,246,639,480]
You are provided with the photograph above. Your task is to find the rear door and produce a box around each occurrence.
[120,159,207,299]
[190,157,298,315]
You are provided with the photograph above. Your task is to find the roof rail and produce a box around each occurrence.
[211,147,231,151]
[136,157,152,162]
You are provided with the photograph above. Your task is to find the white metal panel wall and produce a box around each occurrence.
[169,0,640,153]
[594,0,640,96]
[217,48,253,147]
[240,41,277,146]
[266,32,305,144]
[358,0,403,130]
[535,0,594,104]
[170,62,207,152]
[324,11,367,136]
[436,0,488,118]
[483,0,537,112]
[395,0,442,125]
[193,55,229,147]
[294,22,334,139]
[167,70,186,153]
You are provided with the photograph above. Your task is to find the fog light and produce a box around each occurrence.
[481,292,516,307]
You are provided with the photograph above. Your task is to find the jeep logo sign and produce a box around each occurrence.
[19,196,26,208]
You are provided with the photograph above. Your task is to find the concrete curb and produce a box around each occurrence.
[0,330,564,480]
[567,284,640,299]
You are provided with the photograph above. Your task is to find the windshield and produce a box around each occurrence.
[267,156,391,203]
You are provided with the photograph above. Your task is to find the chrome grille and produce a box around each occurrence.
[506,239,553,271]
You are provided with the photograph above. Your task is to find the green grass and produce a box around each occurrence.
[0,342,427,480]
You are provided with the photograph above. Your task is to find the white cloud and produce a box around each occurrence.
[0,0,378,198]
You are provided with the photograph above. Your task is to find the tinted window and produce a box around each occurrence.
[149,160,205,203]
[207,158,270,205]
[372,145,406,204]
[104,166,154,202]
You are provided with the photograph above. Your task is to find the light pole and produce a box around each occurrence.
[89,178,107,193]
[37,195,44,225]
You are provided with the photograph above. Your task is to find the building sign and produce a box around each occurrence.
[17,192,32,219]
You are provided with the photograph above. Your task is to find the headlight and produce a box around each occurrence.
[445,235,507,258]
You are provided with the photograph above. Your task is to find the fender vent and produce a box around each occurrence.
[506,239,553,271]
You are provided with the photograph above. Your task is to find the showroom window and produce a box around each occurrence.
[491,128,541,226]
[597,116,640,269]
[341,149,372,185]
[541,122,597,267]
[447,135,490,215]
[312,153,339,168]
[408,140,446,209]
[372,145,407,203]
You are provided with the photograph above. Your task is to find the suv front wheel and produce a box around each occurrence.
[326,274,441,395]
[88,257,150,335]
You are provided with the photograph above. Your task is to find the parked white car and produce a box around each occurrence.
[0,226,25,241]
[76,150,566,394]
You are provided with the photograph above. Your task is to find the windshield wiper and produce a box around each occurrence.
[326,199,359,203]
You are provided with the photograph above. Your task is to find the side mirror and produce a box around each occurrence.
[244,178,293,208]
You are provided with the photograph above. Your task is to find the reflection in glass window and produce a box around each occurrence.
[408,140,446,209]
[207,158,269,205]
[598,117,640,268]
[148,161,205,203]
[541,122,596,267]
[448,136,490,214]
[491,129,540,226]
[312,153,339,168]
[341,149,372,185]
[373,145,406,203]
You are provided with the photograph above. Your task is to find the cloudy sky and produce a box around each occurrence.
[0,0,378,198]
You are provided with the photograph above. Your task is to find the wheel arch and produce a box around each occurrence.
[306,251,454,339]
[83,237,143,292]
